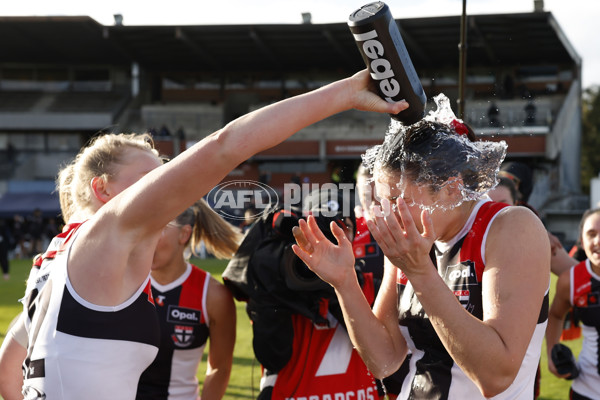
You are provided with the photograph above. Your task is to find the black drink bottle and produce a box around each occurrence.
[348,2,426,125]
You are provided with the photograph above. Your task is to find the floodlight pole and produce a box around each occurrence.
[457,0,467,119]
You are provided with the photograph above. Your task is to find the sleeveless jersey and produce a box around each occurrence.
[395,199,549,400]
[569,260,600,399]
[137,263,211,400]
[21,222,84,334]
[262,312,379,400]
[22,222,160,400]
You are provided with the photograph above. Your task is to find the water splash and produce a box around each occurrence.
[363,93,507,213]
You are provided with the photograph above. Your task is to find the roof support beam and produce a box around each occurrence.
[468,17,497,64]
[398,25,432,66]
[175,27,220,69]
[322,29,354,66]
[249,28,281,69]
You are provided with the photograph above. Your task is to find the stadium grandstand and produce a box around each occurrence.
[0,1,587,244]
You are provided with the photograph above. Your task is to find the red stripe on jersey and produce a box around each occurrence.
[460,201,507,282]
[143,279,155,305]
[572,260,592,307]
[179,266,209,324]
[32,222,84,268]
[397,269,408,285]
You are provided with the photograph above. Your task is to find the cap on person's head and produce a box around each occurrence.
[499,161,533,203]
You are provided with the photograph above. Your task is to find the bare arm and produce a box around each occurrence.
[0,314,27,400]
[545,269,573,378]
[366,200,550,397]
[69,70,409,305]
[201,278,236,400]
[292,217,408,378]
[109,69,409,238]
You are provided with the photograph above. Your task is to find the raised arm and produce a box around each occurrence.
[113,70,409,237]
[68,70,408,305]
[292,216,408,378]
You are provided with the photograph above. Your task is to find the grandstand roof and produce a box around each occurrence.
[0,11,579,73]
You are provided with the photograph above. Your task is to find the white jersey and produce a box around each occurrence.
[21,222,83,335]
[22,223,160,400]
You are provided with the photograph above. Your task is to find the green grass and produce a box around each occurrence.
[0,258,580,399]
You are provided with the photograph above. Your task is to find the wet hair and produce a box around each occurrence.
[175,198,243,260]
[363,119,506,197]
[58,133,160,216]
[356,163,371,180]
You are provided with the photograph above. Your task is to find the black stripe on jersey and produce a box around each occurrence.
[538,290,549,324]
[56,286,160,347]
[410,347,453,399]
[26,288,38,321]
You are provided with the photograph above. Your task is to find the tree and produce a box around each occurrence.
[580,85,600,194]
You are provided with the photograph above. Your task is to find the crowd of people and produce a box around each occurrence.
[0,210,60,280]
[0,68,596,400]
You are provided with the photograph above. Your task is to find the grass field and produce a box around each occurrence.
[0,257,580,399]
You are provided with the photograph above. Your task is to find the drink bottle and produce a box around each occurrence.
[348,2,426,125]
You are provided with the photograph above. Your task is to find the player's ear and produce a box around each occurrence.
[91,176,111,204]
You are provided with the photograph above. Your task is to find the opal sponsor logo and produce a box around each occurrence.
[444,261,477,288]
[167,306,201,324]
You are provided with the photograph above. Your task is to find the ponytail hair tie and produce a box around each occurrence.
[451,119,469,136]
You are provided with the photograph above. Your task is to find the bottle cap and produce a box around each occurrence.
[348,2,387,25]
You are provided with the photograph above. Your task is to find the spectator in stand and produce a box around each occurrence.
[488,102,500,127]
[158,125,171,137]
[546,208,600,400]
[524,100,537,126]
[136,200,240,400]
